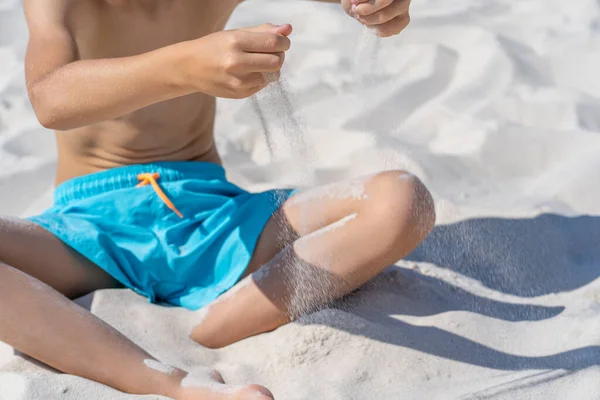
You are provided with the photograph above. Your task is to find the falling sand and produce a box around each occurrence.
[251,74,312,182]
[354,29,381,84]
[248,37,384,324]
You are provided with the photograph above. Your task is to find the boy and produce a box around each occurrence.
[0,0,433,399]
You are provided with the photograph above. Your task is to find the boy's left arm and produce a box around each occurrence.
[310,0,412,37]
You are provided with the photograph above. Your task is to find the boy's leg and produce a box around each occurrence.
[190,171,436,348]
[0,217,120,298]
[0,217,273,399]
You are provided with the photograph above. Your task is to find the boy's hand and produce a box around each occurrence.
[343,0,411,37]
[180,23,292,99]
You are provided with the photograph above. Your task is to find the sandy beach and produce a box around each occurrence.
[2,0,600,398]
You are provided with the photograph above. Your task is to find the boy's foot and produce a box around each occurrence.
[176,370,274,400]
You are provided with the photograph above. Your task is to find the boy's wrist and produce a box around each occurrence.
[155,41,199,96]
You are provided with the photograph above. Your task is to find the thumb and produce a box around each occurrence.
[240,23,293,37]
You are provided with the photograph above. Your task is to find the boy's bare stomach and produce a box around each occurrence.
[54,93,222,185]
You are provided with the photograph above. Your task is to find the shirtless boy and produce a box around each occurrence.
[0,0,434,398]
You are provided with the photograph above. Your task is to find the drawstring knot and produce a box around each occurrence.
[136,173,183,218]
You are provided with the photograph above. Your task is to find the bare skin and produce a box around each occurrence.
[1,0,417,399]
[191,171,435,348]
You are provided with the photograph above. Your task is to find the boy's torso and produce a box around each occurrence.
[55,0,242,184]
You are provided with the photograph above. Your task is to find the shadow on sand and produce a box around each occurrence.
[296,213,600,371]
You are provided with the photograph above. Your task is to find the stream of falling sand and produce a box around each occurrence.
[251,30,380,172]
[250,73,312,183]
[354,29,381,84]
[248,29,382,319]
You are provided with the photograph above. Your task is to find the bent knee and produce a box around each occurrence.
[364,170,436,242]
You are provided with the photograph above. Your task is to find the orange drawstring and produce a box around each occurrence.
[136,173,184,218]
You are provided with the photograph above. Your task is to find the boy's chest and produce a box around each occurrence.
[68,0,242,59]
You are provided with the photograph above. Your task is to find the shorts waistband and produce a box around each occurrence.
[54,161,226,205]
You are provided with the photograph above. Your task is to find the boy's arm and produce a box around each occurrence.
[24,1,291,131]
[24,0,194,131]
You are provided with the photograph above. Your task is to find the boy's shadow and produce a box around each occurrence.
[290,213,600,371]
[407,213,600,297]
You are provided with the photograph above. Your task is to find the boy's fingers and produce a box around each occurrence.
[243,72,279,96]
[274,24,293,36]
[239,23,293,37]
[246,72,270,88]
[233,31,291,53]
[355,0,396,16]
[238,23,279,33]
[242,52,286,73]
[373,14,410,37]
[358,0,409,25]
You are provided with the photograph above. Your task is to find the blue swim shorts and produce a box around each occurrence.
[28,161,293,310]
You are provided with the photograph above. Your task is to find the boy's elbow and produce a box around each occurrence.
[29,82,70,130]
[34,109,61,130]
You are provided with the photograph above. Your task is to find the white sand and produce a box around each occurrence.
[2,0,600,398]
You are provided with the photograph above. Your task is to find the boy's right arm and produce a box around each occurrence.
[24,0,291,131]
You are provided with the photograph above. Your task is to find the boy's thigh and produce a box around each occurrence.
[244,178,368,276]
[0,217,120,299]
